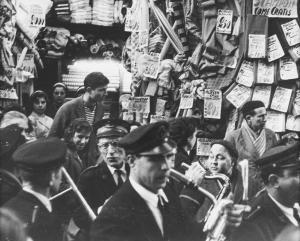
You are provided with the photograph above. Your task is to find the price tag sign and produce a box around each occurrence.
[236,60,255,87]
[281,20,300,46]
[137,53,160,79]
[29,5,45,27]
[204,89,222,119]
[216,9,233,34]
[179,94,194,109]
[248,34,266,58]
[267,34,285,62]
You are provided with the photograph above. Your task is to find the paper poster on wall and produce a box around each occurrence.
[252,85,272,108]
[252,0,298,18]
[155,98,166,116]
[248,34,266,58]
[265,111,286,133]
[286,115,300,132]
[279,57,299,80]
[256,61,275,84]
[216,9,233,34]
[270,86,293,113]
[204,89,222,119]
[179,94,194,109]
[267,34,285,62]
[197,138,215,156]
[137,53,160,79]
[236,60,255,87]
[29,4,46,27]
[281,20,300,46]
[226,84,252,109]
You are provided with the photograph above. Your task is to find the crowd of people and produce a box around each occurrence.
[0,71,299,241]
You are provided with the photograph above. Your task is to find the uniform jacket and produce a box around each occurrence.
[0,169,22,206]
[49,96,105,165]
[225,127,277,198]
[89,180,204,241]
[231,190,296,241]
[3,190,63,241]
[73,162,129,230]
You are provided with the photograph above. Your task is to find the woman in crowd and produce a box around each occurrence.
[180,140,244,222]
[46,83,67,118]
[62,118,92,183]
[28,90,53,139]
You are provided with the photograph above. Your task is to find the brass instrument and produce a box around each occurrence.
[50,167,97,221]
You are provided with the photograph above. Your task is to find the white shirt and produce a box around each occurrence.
[268,193,298,226]
[23,186,52,212]
[106,163,127,185]
[129,176,168,235]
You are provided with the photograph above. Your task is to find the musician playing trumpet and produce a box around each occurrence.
[180,140,244,223]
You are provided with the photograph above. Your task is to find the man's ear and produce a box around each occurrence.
[268,174,279,188]
[245,114,252,122]
[86,86,92,93]
[127,154,137,168]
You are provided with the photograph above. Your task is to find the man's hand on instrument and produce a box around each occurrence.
[184,162,206,186]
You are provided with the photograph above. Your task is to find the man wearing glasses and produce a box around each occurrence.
[72,119,130,236]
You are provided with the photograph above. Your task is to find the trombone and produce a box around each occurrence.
[50,167,97,221]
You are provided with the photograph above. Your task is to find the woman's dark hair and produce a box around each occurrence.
[168,117,200,147]
[29,90,49,113]
[64,118,92,149]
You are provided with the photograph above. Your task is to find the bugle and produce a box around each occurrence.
[50,167,97,221]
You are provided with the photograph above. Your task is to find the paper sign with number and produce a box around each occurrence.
[132,97,150,113]
[257,61,275,84]
[179,94,194,109]
[197,138,214,156]
[279,57,299,80]
[252,85,272,108]
[17,54,35,75]
[248,34,266,58]
[226,84,252,108]
[30,5,45,27]
[281,20,300,46]
[236,60,255,87]
[150,115,167,123]
[216,9,233,34]
[204,89,222,119]
[267,34,285,62]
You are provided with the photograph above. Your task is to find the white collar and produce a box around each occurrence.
[23,186,52,212]
[129,176,168,208]
[106,162,126,176]
[268,193,298,226]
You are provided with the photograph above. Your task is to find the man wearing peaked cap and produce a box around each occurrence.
[3,137,67,241]
[73,119,130,234]
[225,100,278,199]
[90,121,206,241]
[232,143,300,241]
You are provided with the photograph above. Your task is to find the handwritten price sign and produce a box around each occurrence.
[216,9,233,34]
[29,5,45,27]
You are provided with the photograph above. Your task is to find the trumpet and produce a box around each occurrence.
[171,163,232,241]
[50,167,97,221]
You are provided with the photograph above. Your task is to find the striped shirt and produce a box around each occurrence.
[84,105,96,125]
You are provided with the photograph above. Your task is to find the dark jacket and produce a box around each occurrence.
[3,190,63,241]
[90,180,204,241]
[231,190,296,241]
[0,169,22,206]
[73,162,129,230]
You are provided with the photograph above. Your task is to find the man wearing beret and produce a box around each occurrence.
[49,72,109,165]
[232,143,300,241]
[73,119,130,235]
[3,137,67,241]
[90,121,243,241]
[225,100,277,198]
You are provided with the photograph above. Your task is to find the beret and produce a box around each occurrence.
[119,121,176,155]
[256,143,300,170]
[94,119,130,138]
[53,82,67,90]
[241,100,265,116]
[0,124,26,161]
[13,137,67,172]
[210,140,238,161]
